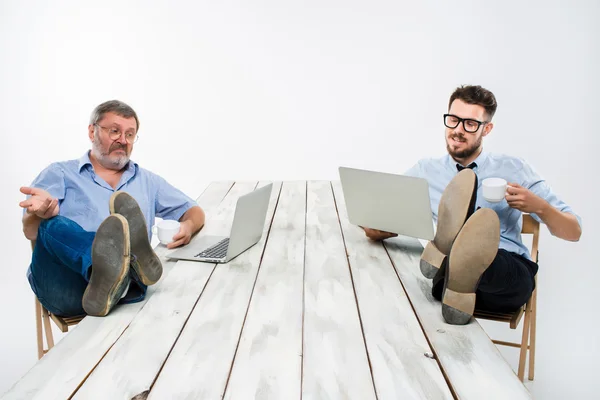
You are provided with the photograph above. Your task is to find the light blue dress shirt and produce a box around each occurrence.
[27,151,198,239]
[405,151,582,260]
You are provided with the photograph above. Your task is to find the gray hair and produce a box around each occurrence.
[89,100,140,131]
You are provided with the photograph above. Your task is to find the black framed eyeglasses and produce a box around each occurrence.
[94,123,139,144]
[443,114,487,133]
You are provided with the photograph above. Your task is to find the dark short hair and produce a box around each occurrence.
[89,100,140,131]
[449,85,497,120]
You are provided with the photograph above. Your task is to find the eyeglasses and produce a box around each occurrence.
[443,114,487,133]
[94,124,139,144]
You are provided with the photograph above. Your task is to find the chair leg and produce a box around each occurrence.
[528,288,538,380]
[41,305,55,351]
[35,298,44,360]
[517,299,532,380]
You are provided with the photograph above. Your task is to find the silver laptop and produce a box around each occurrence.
[167,183,273,263]
[338,167,434,240]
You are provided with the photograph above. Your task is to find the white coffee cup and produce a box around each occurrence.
[152,220,181,245]
[482,178,508,203]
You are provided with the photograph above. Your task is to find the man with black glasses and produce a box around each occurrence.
[363,85,581,325]
[19,100,206,317]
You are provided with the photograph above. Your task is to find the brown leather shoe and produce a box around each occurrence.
[82,214,131,317]
[441,208,500,325]
[420,169,477,278]
[110,191,163,285]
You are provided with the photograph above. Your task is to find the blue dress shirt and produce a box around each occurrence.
[405,151,582,260]
[27,151,198,239]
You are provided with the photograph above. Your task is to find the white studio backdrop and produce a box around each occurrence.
[1,1,598,398]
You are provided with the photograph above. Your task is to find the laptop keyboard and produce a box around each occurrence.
[194,238,229,259]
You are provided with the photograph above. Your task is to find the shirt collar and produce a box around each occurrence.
[78,151,93,172]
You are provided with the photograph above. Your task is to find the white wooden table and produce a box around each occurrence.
[3,181,532,400]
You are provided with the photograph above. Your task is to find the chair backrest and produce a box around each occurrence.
[521,214,540,263]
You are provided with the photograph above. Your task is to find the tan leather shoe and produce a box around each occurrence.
[441,208,500,325]
[420,169,478,278]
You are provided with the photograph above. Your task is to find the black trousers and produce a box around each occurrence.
[432,249,539,312]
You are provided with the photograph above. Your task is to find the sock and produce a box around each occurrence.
[120,279,131,299]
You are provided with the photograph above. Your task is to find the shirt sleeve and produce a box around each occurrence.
[22,163,66,216]
[154,175,198,221]
[30,163,66,199]
[404,161,423,178]
[521,161,582,229]
[24,162,65,206]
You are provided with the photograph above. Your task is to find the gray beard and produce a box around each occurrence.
[91,139,129,170]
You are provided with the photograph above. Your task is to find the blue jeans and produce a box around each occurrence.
[28,216,146,317]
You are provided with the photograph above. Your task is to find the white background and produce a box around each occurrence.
[1,1,598,398]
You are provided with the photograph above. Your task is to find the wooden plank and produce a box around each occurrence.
[72,260,213,400]
[384,237,532,399]
[4,280,173,400]
[196,181,235,208]
[2,182,233,400]
[148,182,282,400]
[302,181,376,400]
[71,182,252,399]
[223,181,306,400]
[331,181,453,400]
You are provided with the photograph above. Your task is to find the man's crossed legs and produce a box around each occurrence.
[28,192,163,317]
[420,169,538,325]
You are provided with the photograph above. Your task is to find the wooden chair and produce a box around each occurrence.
[35,298,85,359]
[474,214,539,381]
[31,240,85,359]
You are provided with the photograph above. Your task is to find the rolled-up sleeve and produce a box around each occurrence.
[154,175,198,221]
[522,163,582,229]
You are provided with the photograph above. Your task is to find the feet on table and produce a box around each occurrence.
[83,193,164,317]
[420,169,478,278]
[419,169,501,325]
[82,214,131,316]
[440,208,499,325]
[110,191,163,285]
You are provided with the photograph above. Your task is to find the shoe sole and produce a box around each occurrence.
[441,208,500,325]
[420,169,477,278]
[110,192,162,285]
[82,215,130,317]
[420,242,446,278]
